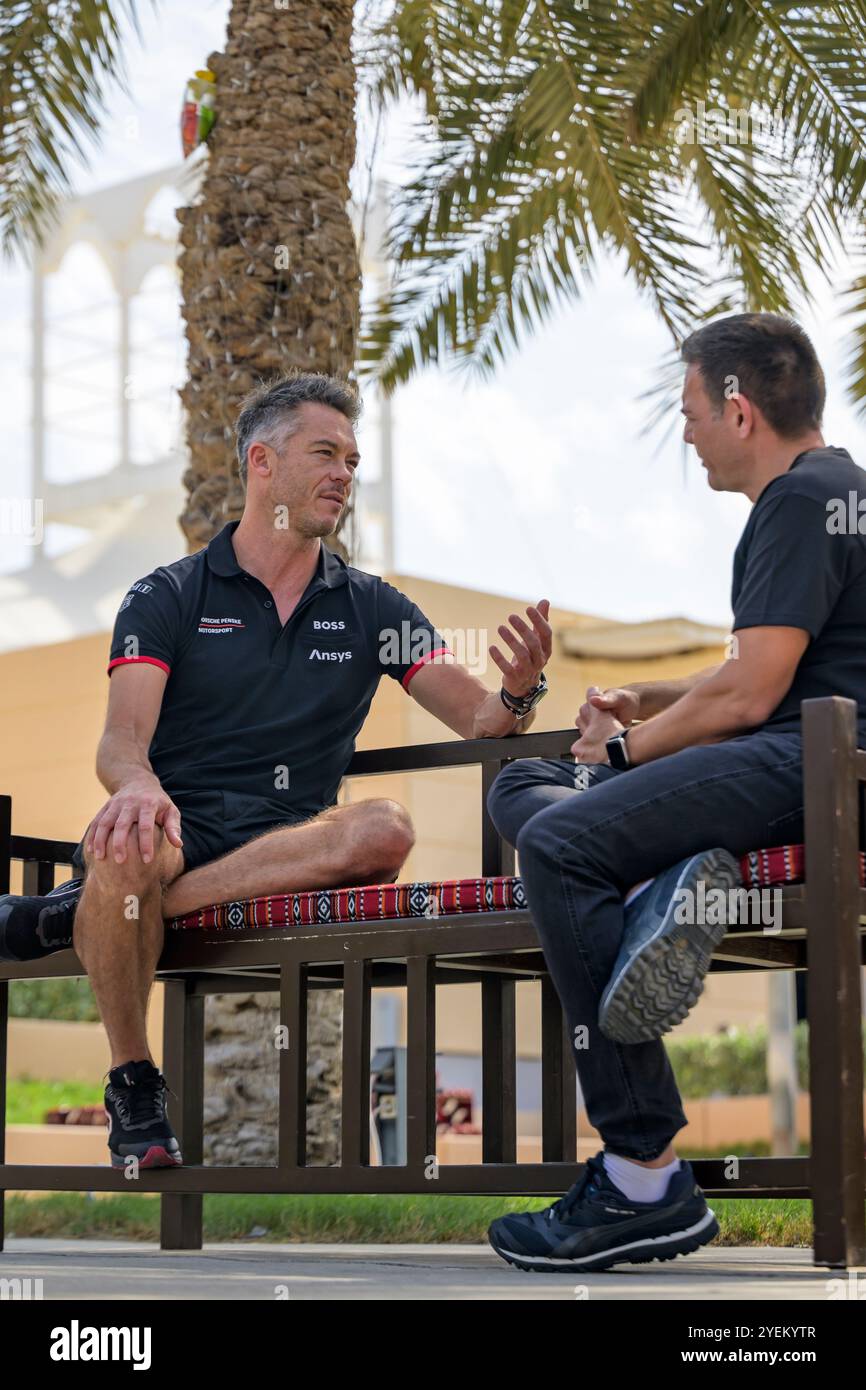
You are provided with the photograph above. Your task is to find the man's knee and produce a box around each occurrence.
[356,799,415,878]
[515,812,546,868]
[516,797,594,873]
[82,825,172,893]
[487,758,536,828]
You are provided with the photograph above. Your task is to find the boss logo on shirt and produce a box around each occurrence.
[198,616,246,635]
[311,620,346,630]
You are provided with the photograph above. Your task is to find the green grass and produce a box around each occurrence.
[7,1077,105,1126]
[2,1189,831,1247]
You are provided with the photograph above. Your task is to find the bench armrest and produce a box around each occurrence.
[346,728,576,876]
[346,728,575,777]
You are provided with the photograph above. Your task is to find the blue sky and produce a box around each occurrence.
[2,0,865,627]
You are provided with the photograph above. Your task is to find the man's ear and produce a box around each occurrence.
[246,440,272,478]
[725,392,755,437]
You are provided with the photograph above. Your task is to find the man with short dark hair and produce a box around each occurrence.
[0,372,552,1171]
[486,312,866,1274]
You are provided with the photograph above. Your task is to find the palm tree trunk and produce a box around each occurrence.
[176,0,360,1166]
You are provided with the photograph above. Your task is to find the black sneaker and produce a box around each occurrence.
[104,1059,183,1169]
[599,848,741,1044]
[488,1152,718,1273]
[0,877,83,962]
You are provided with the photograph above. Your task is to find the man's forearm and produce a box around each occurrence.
[626,669,759,765]
[96,729,159,795]
[622,664,722,719]
[470,689,531,738]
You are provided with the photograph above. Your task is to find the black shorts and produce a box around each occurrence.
[72,790,307,875]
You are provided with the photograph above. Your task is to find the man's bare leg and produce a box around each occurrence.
[163,798,414,918]
[74,824,184,1068]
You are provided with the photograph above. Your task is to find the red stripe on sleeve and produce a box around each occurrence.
[401,646,453,690]
[107,656,171,677]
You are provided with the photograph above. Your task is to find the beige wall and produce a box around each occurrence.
[7,998,163,1081]
[0,573,768,1045]
[0,633,109,867]
[352,575,731,884]
[12,1087,855,1167]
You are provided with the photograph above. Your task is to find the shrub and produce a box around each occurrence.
[9,978,99,1022]
[667,1021,866,1098]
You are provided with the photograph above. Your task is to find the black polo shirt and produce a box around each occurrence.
[108,522,451,819]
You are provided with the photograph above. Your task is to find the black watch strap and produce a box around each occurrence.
[500,671,548,717]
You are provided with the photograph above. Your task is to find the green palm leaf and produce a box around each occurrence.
[360,0,866,411]
[0,0,140,256]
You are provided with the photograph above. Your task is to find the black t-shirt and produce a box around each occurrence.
[731,446,866,736]
[108,522,451,818]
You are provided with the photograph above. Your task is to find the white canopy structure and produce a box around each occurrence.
[0,158,395,656]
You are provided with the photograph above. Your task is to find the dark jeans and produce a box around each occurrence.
[487,731,805,1160]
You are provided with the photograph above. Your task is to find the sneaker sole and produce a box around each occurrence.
[109,1145,183,1170]
[599,849,741,1045]
[489,1207,719,1273]
[0,888,80,963]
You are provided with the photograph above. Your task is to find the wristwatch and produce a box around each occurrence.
[605,728,632,770]
[500,671,549,718]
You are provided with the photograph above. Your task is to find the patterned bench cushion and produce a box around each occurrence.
[170,876,528,932]
[168,844,866,933]
[741,844,865,888]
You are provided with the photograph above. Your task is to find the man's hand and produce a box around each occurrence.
[85,775,183,865]
[571,685,624,763]
[587,686,641,727]
[489,599,552,696]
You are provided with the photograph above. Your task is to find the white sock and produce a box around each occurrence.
[603,1151,680,1203]
[624,878,654,907]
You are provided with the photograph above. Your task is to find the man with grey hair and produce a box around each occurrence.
[0,371,552,1172]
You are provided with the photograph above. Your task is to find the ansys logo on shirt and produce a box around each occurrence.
[309,647,352,662]
[198,616,246,635]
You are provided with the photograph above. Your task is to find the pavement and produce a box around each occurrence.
[0,1239,857,1300]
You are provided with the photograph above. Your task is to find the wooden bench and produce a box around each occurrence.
[1,696,864,1265]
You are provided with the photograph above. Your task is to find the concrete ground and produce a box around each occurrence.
[0,1239,854,1300]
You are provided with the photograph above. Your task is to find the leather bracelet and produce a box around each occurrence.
[500,671,549,718]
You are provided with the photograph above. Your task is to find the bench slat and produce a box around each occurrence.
[541,977,577,1162]
[278,963,308,1169]
[340,959,371,1169]
[405,956,436,1173]
[481,977,517,1163]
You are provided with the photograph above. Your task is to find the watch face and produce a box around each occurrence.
[606,734,628,769]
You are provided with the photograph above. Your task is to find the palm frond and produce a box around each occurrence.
[0,0,140,256]
[360,1,750,385]
[841,250,866,414]
[359,0,846,391]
